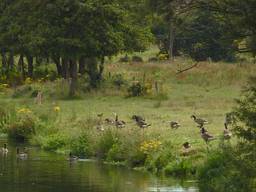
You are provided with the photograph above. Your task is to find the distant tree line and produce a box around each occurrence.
[149,0,256,61]
[0,0,256,94]
[0,0,152,95]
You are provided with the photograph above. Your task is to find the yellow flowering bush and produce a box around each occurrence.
[0,83,9,91]
[53,106,60,112]
[140,140,162,154]
[158,53,169,60]
[25,77,32,84]
[8,107,36,142]
[17,108,32,114]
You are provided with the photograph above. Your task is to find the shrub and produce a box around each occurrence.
[148,57,158,62]
[165,158,195,177]
[42,133,67,151]
[127,81,148,97]
[12,85,32,98]
[107,143,126,162]
[96,129,118,159]
[158,53,169,61]
[132,56,143,63]
[119,55,130,63]
[112,74,127,89]
[70,134,93,157]
[8,112,36,142]
[198,149,253,192]
[142,140,174,173]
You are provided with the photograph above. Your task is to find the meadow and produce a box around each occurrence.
[0,53,255,176]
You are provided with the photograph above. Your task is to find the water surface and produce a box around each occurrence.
[0,140,198,192]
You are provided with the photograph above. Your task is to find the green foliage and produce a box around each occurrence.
[230,77,256,178]
[165,158,195,177]
[131,56,143,63]
[111,74,127,89]
[0,102,15,133]
[233,77,256,142]
[177,8,236,62]
[119,55,130,63]
[198,76,256,192]
[145,143,175,173]
[127,81,148,97]
[198,148,253,192]
[107,143,126,162]
[70,133,93,157]
[8,112,36,142]
[96,130,119,159]
[12,85,32,98]
[42,133,67,151]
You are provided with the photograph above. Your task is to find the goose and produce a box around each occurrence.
[132,115,145,123]
[191,115,208,127]
[1,143,8,154]
[16,148,28,160]
[170,121,180,129]
[105,118,115,125]
[114,113,125,128]
[132,115,150,129]
[96,124,105,132]
[200,127,214,143]
[67,152,79,161]
[223,123,232,140]
[136,120,151,129]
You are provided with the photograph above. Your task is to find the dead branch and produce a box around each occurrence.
[176,62,199,74]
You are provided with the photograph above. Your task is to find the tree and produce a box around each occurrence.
[176,6,236,61]
[148,0,197,61]
[200,0,256,55]
[0,0,152,95]
[232,77,256,176]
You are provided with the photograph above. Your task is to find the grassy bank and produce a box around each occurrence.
[0,58,255,176]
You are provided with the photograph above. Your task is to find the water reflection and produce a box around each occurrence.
[0,140,198,192]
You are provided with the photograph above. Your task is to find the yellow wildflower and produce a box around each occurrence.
[54,106,60,112]
[17,108,32,114]
[139,140,162,154]
[25,77,32,84]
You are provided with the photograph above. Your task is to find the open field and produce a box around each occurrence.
[0,57,255,175]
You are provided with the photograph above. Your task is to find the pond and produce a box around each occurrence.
[0,140,198,192]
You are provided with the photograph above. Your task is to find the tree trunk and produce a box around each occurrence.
[8,51,14,70]
[78,56,86,75]
[52,56,62,76]
[18,54,25,80]
[98,56,105,81]
[36,56,42,66]
[69,59,77,97]
[61,58,69,79]
[1,52,8,71]
[87,57,99,88]
[169,19,175,62]
[26,55,33,78]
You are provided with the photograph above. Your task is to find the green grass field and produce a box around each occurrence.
[0,55,255,175]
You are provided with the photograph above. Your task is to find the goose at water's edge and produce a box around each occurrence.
[16,148,28,159]
[1,143,8,154]
[68,152,79,161]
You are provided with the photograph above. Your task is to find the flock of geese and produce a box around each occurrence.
[98,113,233,151]
[1,145,28,160]
[0,114,232,160]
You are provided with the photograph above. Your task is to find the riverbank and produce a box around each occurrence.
[0,60,253,177]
